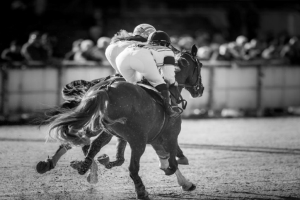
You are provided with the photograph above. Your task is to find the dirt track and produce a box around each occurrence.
[0,117,300,200]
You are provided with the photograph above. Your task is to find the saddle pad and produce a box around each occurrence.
[137,83,163,105]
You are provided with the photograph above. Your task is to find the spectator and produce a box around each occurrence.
[227,35,248,60]
[74,39,94,62]
[1,40,25,62]
[178,35,194,51]
[94,36,111,64]
[243,39,263,60]
[64,39,83,61]
[197,46,213,60]
[281,36,300,65]
[21,31,50,62]
[261,38,279,60]
[218,43,233,61]
[41,33,57,58]
[170,35,181,51]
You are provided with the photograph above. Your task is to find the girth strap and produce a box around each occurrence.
[148,111,166,143]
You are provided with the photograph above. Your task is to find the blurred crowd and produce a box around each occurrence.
[1,30,300,66]
[173,31,300,65]
[0,31,111,65]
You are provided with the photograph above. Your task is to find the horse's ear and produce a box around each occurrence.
[191,45,198,57]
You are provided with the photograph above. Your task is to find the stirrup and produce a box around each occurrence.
[171,106,183,115]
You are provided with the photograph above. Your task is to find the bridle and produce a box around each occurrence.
[169,51,203,110]
[177,51,203,91]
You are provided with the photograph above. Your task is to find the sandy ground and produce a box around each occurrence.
[0,117,300,200]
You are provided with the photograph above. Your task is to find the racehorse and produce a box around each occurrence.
[36,78,189,177]
[47,44,204,199]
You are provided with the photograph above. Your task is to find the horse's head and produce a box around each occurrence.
[174,45,204,98]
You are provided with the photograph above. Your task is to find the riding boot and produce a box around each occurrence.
[160,90,180,118]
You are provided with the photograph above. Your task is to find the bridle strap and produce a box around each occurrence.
[177,52,202,90]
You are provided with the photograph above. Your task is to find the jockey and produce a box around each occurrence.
[116,30,180,118]
[105,24,156,74]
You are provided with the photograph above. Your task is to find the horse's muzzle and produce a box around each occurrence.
[191,85,204,98]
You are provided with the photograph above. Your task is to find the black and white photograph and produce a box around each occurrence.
[0,0,300,199]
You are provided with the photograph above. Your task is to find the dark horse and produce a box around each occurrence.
[36,78,189,177]
[47,45,204,199]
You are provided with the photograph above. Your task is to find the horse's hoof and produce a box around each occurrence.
[137,195,151,200]
[136,190,151,200]
[182,183,196,191]
[70,160,82,170]
[97,154,110,166]
[36,159,54,174]
[176,156,189,165]
[105,163,113,169]
[70,160,88,175]
[162,167,176,176]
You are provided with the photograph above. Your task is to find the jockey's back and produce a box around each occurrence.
[105,35,147,73]
[124,43,176,85]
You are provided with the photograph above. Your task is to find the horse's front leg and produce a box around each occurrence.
[162,137,178,176]
[175,169,196,191]
[163,138,196,191]
[151,143,170,170]
[128,143,149,200]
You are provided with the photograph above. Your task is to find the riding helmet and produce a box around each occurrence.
[147,30,171,46]
[133,24,156,39]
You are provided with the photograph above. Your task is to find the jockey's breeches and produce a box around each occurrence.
[105,43,124,73]
[161,64,176,85]
[116,48,165,87]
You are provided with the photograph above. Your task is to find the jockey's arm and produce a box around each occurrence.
[161,56,176,85]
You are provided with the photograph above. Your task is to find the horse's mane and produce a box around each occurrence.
[111,30,133,44]
[174,49,190,68]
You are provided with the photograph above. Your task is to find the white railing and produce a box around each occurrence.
[1,60,300,119]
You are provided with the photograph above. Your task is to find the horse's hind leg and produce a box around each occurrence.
[176,144,189,165]
[98,138,127,169]
[71,131,113,175]
[36,143,72,174]
[128,142,150,200]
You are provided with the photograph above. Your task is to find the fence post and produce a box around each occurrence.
[0,64,9,118]
[56,63,64,106]
[256,64,263,116]
[207,65,215,111]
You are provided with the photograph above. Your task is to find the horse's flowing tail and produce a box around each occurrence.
[31,100,80,126]
[48,89,109,146]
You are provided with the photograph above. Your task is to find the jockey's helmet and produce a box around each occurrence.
[133,24,156,39]
[147,30,171,46]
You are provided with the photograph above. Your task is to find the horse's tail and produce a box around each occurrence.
[31,101,80,126]
[48,89,109,146]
